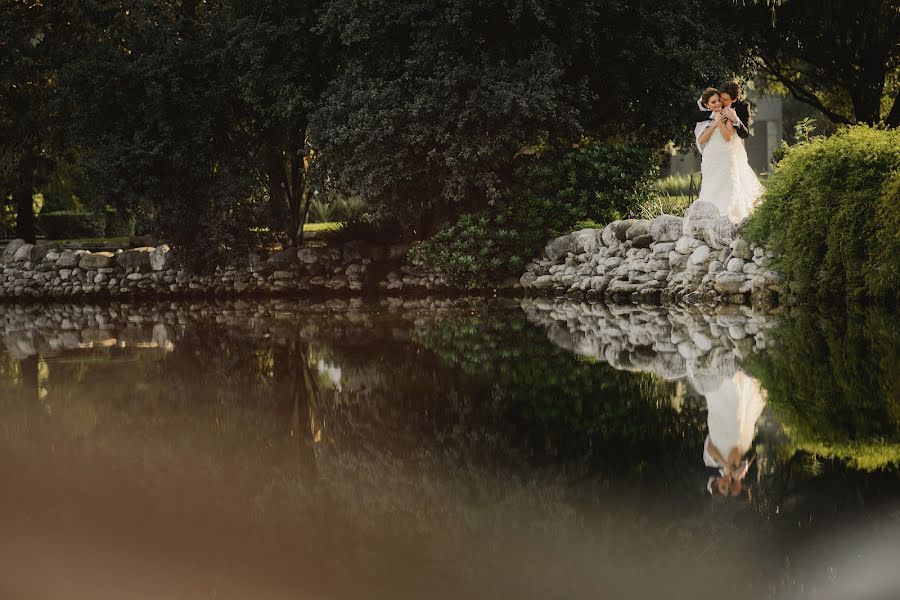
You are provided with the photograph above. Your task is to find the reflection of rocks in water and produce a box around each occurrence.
[521,298,776,383]
[0,297,493,359]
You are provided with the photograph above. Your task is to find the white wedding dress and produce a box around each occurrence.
[694,122,763,223]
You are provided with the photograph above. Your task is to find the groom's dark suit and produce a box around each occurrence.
[691,99,752,140]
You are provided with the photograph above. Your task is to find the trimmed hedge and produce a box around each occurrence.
[745,126,900,303]
[104,207,136,237]
[37,208,136,239]
[38,211,106,239]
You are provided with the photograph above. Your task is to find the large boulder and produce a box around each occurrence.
[674,236,703,255]
[297,247,321,264]
[117,247,154,270]
[571,229,604,254]
[79,252,115,270]
[55,249,81,268]
[702,216,735,250]
[631,234,653,248]
[649,215,684,242]
[683,200,734,250]
[713,272,746,295]
[544,234,575,260]
[12,243,35,263]
[625,220,651,241]
[150,244,172,271]
[687,245,712,268]
[730,238,752,260]
[601,223,621,248]
[612,219,638,242]
[1,239,26,263]
[29,244,50,263]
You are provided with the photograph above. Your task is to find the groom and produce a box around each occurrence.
[691,81,751,139]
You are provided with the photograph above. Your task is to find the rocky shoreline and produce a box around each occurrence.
[0,238,466,301]
[519,205,782,307]
[1,205,781,306]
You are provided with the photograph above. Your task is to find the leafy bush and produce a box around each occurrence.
[419,142,660,286]
[415,213,537,287]
[516,141,659,227]
[38,211,106,239]
[573,219,604,230]
[745,125,900,303]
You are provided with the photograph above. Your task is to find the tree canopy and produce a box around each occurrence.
[735,0,900,127]
[311,0,744,232]
[4,0,895,263]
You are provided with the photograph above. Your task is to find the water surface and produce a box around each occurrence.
[1,298,898,599]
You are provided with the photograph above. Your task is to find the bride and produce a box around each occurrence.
[691,87,763,224]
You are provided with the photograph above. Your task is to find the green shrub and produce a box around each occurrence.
[415,213,538,287]
[38,210,106,239]
[419,142,660,286]
[516,141,659,227]
[573,219,604,230]
[745,125,900,303]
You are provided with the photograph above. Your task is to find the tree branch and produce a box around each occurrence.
[756,57,854,125]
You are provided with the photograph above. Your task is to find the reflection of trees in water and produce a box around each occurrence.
[0,300,898,599]
[748,308,900,470]
[414,310,710,481]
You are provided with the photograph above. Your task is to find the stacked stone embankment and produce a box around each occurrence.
[0,238,463,301]
[519,204,782,306]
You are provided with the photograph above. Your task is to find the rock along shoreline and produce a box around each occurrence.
[1,206,782,306]
[519,208,782,307]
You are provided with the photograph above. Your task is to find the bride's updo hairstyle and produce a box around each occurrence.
[700,87,720,108]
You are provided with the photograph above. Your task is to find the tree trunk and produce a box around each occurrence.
[265,129,310,248]
[13,186,35,243]
[273,341,319,483]
[850,70,886,125]
[885,94,900,128]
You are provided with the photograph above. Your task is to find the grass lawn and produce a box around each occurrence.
[304,221,340,232]
[36,236,131,247]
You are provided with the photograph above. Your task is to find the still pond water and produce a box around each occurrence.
[1,297,899,600]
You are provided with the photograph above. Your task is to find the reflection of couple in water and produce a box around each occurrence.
[688,364,766,499]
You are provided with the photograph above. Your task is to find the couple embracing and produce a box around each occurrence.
[685,82,764,230]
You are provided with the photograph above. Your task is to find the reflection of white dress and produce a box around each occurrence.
[701,371,766,466]
[696,123,764,224]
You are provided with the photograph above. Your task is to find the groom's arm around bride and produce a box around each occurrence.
[691,101,751,139]
[690,85,752,140]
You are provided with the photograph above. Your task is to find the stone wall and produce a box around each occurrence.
[2,205,781,305]
[518,206,782,306]
[0,238,469,301]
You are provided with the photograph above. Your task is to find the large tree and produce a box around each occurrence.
[310,0,745,236]
[0,0,73,242]
[735,0,900,127]
[60,0,327,261]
